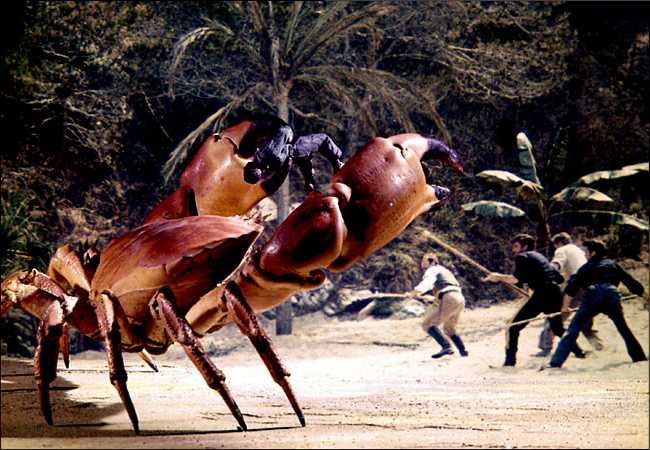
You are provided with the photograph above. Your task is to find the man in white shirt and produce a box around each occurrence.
[408,253,468,358]
[536,232,603,356]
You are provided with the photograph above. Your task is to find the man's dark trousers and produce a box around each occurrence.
[550,284,647,367]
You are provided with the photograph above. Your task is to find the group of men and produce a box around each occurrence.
[408,232,647,369]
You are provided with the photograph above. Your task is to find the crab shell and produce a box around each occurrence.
[89,214,262,352]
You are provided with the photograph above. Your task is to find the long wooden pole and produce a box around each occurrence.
[345,292,438,312]
[421,230,531,297]
[354,292,437,302]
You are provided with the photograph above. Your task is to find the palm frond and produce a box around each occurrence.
[284,1,305,55]
[550,210,649,232]
[291,3,397,71]
[461,200,528,219]
[551,187,613,204]
[168,23,235,96]
[570,162,649,187]
[475,170,545,202]
[297,65,449,138]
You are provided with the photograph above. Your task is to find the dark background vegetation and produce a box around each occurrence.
[1,1,648,355]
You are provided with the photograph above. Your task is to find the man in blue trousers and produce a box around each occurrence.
[545,239,647,369]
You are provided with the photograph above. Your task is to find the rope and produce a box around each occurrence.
[506,294,641,328]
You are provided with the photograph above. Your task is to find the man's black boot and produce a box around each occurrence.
[572,343,588,359]
[450,334,468,357]
[504,347,516,367]
[427,326,454,358]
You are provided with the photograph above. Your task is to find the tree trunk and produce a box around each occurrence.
[273,81,293,335]
[535,203,552,257]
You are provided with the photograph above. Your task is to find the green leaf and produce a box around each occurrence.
[550,210,649,232]
[570,162,649,186]
[476,170,545,202]
[550,187,613,203]
[461,201,527,218]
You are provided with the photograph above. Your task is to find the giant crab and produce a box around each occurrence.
[42,114,344,368]
[1,132,463,433]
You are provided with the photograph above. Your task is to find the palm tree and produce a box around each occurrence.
[163,2,453,193]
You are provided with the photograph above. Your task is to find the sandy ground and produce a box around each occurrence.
[1,296,648,449]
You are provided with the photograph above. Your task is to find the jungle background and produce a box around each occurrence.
[1,1,648,356]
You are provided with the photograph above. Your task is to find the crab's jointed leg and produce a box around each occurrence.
[94,290,140,434]
[34,301,65,425]
[137,349,159,372]
[47,245,95,367]
[223,281,305,427]
[60,323,70,368]
[149,287,247,431]
[47,245,92,293]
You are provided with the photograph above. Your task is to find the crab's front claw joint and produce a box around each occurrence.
[2,270,65,317]
[1,271,30,316]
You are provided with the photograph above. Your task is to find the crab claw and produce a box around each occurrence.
[426,184,453,213]
[1,270,65,318]
[423,138,465,175]
[433,185,451,203]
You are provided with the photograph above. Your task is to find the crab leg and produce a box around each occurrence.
[94,291,140,434]
[47,244,92,293]
[34,301,65,425]
[223,281,305,427]
[137,349,159,372]
[149,287,247,431]
[59,323,71,368]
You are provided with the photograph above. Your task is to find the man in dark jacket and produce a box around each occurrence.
[484,234,586,366]
[546,239,647,368]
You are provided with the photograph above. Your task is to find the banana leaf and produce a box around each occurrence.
[475,170,545,202]
[551,187,613,203]
[461,200,527,218]
[570,162,649,187]
[516,131,541,184]
[550,210,649,232]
